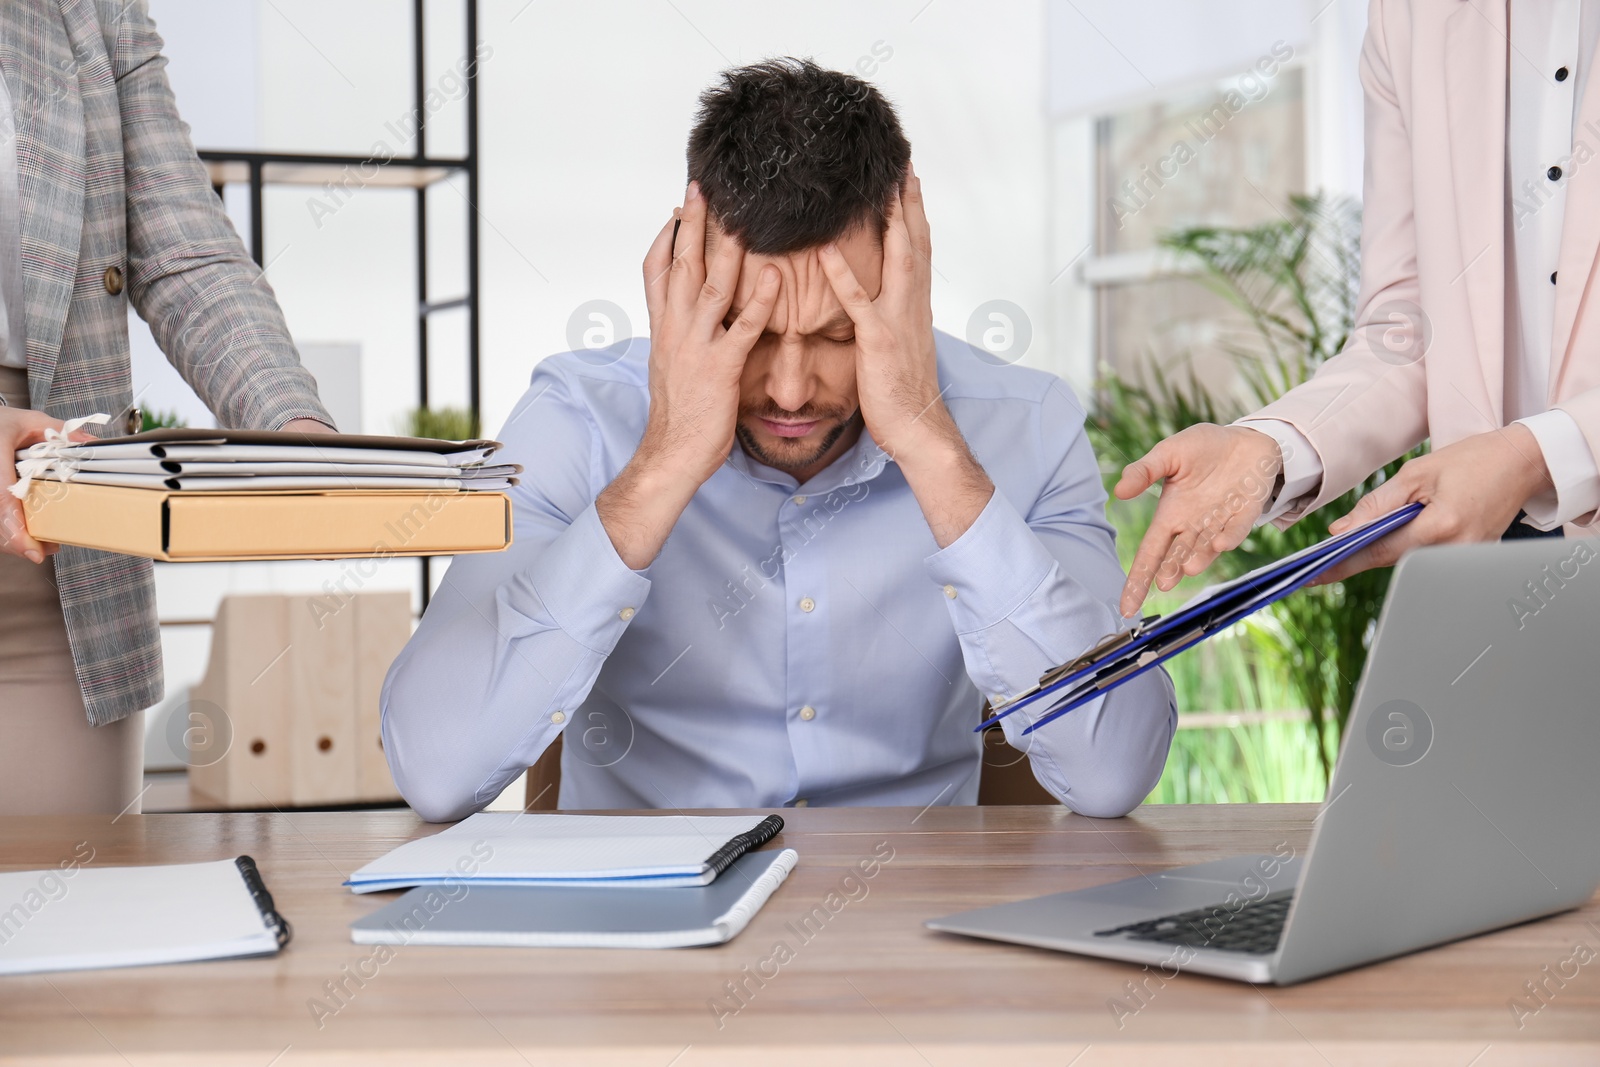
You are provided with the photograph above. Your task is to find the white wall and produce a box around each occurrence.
[1046,0,1312,118]
[143,0,1369,444]
[146,0,1057,436]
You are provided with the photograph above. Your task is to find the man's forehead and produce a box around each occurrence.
[704,218,882,258]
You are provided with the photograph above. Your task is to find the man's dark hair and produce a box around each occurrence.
[686,57,911,255]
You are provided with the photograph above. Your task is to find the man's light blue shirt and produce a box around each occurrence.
[381,330,1176,821]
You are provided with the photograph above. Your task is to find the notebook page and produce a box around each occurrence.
[0,859,279,976]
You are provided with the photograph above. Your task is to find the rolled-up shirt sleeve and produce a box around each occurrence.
[381,366,649,822]
[925,384,1176,818]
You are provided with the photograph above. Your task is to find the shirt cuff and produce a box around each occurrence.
[923,489,1057,633]
[1236,417,1324,523]
[522,501,653,654]
[1515,410,1600,528]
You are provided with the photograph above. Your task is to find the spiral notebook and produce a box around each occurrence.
[344,812,786,893]
[350,847,798,949]
[0,857,291,976]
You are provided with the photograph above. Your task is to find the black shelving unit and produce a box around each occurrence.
[199,0,482,609]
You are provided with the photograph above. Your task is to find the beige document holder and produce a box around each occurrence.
[22,482,511,561]
[188,592,411,808]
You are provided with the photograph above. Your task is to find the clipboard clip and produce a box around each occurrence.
[1036,613,1161,688]
[988,614,1160,717]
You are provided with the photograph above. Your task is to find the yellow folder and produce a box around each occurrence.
[22,481,512,562]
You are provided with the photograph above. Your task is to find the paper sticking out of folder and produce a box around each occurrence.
[980,502,1425,735]
[15,425,519,561]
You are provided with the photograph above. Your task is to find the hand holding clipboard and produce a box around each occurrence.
[979,503,1425,735]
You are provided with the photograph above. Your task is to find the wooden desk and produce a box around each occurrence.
[2,805,1596,1065]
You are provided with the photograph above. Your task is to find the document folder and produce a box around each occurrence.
[979,502,1424,735]
[16,425,516,561]
[344,812,786,892]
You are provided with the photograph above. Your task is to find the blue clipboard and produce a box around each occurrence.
[977,502,1424,736]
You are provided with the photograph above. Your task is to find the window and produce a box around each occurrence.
[1089,66,1306,394]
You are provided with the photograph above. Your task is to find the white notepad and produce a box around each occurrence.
[344,812,785,893]
[350,848,799,949]
[0,857,291,976]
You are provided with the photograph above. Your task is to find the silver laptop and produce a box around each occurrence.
[927,539,1600,984]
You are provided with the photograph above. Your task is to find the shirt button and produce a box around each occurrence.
[550,710,566,724]
[619,607,636,620]
[793,798,809,807]
[943,584,957,600]
[799,596,815,612]
[1557,66,1570,82]
[799,705,816,721]
[792,495,807,506]
[1551,271,1559,285]
[1549,165,1564,181]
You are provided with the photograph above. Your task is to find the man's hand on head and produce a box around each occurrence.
[595,181,781,571]
[637,180,780,487]
[816,164,948,461]
[817,165,993,548]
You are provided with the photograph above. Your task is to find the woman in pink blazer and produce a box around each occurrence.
[1120,0,1600,616]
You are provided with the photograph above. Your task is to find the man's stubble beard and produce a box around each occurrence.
[733,408,862,476]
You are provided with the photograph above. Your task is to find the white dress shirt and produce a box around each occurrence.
[1246,0,1600,529]
[381,332,1176,822]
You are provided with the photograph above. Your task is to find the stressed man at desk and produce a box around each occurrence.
[381,59,1176,822]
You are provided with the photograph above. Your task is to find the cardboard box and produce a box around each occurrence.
[22,481,511,561]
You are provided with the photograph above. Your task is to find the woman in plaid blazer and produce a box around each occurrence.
[0,1,334,813]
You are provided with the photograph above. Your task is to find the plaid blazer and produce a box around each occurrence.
[0,1,332,726]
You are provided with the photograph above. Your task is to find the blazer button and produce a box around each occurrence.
[103,265,124,295]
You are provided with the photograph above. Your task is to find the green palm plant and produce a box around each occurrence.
[1090,194,1426,781]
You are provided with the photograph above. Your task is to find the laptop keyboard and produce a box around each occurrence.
[1093,890,1294,955]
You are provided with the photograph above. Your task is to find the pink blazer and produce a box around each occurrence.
[1254,0,1600,533]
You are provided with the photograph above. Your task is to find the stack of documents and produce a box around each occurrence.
[982,502,1425,734]
[345,812,794,949]
[15,426,518,561]
[351,848,799,949]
